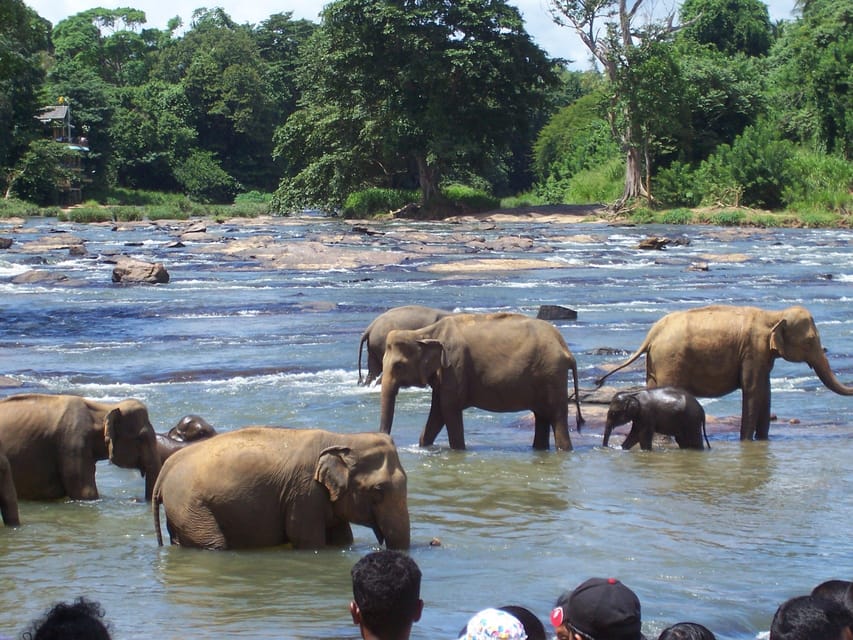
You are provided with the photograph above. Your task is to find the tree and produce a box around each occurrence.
[549,0,692,209]
[274,0,556,212]
[0,0,50,190]
[679,0,773,57]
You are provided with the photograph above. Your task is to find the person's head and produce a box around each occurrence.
[350,550,423,640]
[550,577,646,640]
[499,606,547,640]
[812,581,853,613]
[657,622,716,640]
[770,594,853,640]
[22,597,111,640]
[458,608,528,640]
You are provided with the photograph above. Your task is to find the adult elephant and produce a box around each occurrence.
[379,312,584,451]
[596,305,853,440]
[153,427,409,550]
[358,305,452,386]
[155,414,218,465]
[0,393,162,501]
[603,387,709,450]
[0,441,20,526]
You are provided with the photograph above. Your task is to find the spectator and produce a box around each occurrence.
[350,550,423,640]
[550,577,647,640]
[812,580,853,614]
[657,622,716,640]
[499,606,547,640]
[770,594,853,640]
[22,597,111,640]
[459,608,528,640]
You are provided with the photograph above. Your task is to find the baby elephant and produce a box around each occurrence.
[604,387,710,450]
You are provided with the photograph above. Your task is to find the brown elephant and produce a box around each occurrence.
[596,305,853,440]
[155,414,218,465]
[0,393,162,501]
[153,427,409,550]
[0,440,20,526]
[358,305,453,386]
[379,312,584,451]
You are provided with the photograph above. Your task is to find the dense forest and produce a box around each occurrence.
[0,0,850,218]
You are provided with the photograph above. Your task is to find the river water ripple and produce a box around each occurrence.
[0,214,851,639]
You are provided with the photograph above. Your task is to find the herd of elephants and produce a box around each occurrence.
[0,302,851,551]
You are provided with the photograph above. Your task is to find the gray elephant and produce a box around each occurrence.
[155,414,218,465]
[153,427,409,550]
[0,393,162,501]
[596,305,853,440]
[379,312,584,451]
[358,305,452,386]
[603,387,710,450]
[0,440,20,526]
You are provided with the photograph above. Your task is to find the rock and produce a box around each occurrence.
[688,262,709,271]
[537,304,578,321]
[0,237,12,249]
[69,244,88,257]
[638,235,691,250]
[11,269,87,287]
[111,257,170,284]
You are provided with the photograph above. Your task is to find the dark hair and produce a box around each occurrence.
[657,621,717,640]
[499,605,547,640]
[352,550,422,638]
[812,580,853,613]
[22,597,111,640]
[770,594,853,640]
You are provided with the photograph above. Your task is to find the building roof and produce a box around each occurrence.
[37,105,69,123]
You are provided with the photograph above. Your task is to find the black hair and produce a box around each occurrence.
[352,550,422,638]
[22,597,111,640]
[499,605,547,640]
[770,594,853,640]
[812,580,853,614]
[657,621,717,640]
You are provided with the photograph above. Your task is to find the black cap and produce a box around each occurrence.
[554,578,644,640]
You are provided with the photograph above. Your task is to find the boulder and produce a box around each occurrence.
[111,257,170,284]
[537,304,578,321]
[0,237,12,249]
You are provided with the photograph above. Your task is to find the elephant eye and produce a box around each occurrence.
[371,483,387,503]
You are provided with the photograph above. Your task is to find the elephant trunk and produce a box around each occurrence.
[603,422,614,447]
[143,451,162,502]
[379,378,399,434]
[376,501,410,550]
[811,352,853,396]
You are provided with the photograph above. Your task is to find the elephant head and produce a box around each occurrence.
[379,331,447,434]
[770,306,853,396]
[313,437,410,549]
[166,415,217,442]
[603,392,640,447]
[104,400,162,501]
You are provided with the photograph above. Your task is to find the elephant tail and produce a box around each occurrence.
[152,484,164,547]
[357,332,369,386]
[702,414,711,450]
[595,334,652,387]
[569,361,585,432]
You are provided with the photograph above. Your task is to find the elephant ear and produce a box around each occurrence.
[315,446,355,502]
[416,339,447,386]
[104,408,122,457]
[769,319,787,358]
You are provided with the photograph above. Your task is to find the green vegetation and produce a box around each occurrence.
[0,0,849,226]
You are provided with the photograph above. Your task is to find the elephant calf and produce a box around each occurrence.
[604,387,710,450]
[153,427,410,550]
[155,414,218,465]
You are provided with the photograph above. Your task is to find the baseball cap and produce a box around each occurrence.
[550,578,646,640]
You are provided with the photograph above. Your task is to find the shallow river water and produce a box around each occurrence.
[0,213,850,640]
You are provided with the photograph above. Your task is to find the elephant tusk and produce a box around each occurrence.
[372,525,385,546]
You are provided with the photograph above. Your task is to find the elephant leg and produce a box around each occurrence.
[639,429,654,451]
[621,425,640,450]
[168,512,228,550]
[419,389,447,447]
[61,454,99,500]
[552,411,573,452]
[443,409,466,450]
[532,412,551,450]
[741,372,772,440]
[326,522,354,546]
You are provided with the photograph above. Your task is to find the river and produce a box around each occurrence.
[0,213,850,639]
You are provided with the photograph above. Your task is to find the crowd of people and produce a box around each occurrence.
[9,551,851,640]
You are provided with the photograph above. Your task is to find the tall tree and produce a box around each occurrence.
[274,0,556,212]
[0,0,50,188]
[680,0,773,57]
[549,0,691,208]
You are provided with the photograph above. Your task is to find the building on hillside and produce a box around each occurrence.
[35,99,91,205]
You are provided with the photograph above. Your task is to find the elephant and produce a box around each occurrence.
[0,440,20,526]
[379,312,584,451]
[603,387,710,450]
[358,305,452,386]
[596,305,853,440]
[0,393,162,501]
[155,414,218,465]
[152,427,410,550]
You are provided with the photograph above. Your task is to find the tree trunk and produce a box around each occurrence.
[415,154,439,206]
[614,145,647,210]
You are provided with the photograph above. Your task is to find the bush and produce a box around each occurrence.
[653,161,701,207]
[500,192,546,209]
[710,209,746,226]
[58,205,113,223]
[629,207,656,224]
[783,150,852,212]
[234,190,272,204]
[660,208,695,224]
[441,184,500,212]
[562,157,624,204]
[0,198,42,218]
[173,150,242,204]
[341,188,418,218]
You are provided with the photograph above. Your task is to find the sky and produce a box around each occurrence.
[26,0,798,70]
